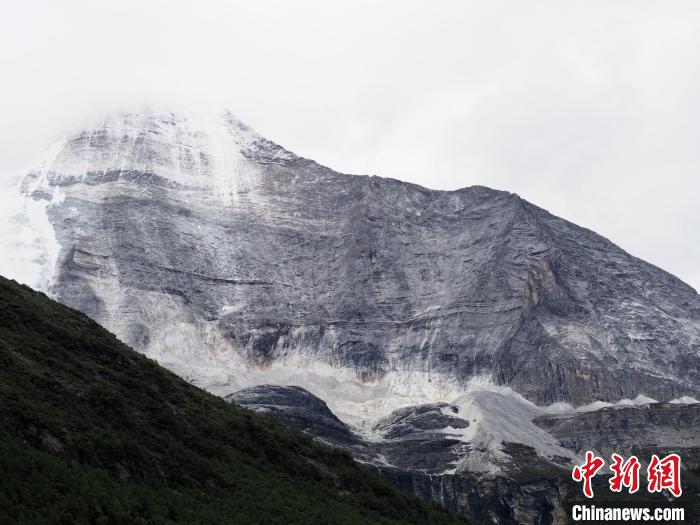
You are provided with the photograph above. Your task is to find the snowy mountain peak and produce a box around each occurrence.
[2,108,699,417]
[0,109,285,292]
[36,109,297,191]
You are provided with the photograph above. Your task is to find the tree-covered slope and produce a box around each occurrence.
[0,276,469,525]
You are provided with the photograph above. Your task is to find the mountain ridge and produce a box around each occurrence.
[1,109,697,415]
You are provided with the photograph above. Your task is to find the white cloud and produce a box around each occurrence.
[0,0,698,290]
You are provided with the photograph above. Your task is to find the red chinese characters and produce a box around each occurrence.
[572,451,605,498]
[609,453,640,494]
[572,452,683,499]
[647,453,682,497]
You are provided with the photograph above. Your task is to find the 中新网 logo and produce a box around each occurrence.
[572,452,682,498]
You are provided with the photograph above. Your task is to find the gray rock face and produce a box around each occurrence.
[535,403,700,467]
[228,385,474,470]
[226,385,358,445]
[382,470,573,525]
[535,403,700,521]
[231,385,700,525]
[9,109,699,410]
[371,403,473,474]
[373,403,469,439]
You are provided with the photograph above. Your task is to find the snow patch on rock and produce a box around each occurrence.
[439,390,578,474]
[669,395,699,405]
[0,141,65,292]
[575,394,658,412]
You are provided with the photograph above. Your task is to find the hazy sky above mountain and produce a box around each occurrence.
[1,0,699,290]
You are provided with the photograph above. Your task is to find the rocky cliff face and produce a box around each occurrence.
[231,385,700,525]
[534,402,700,468]
[2,109,699,523]
[3,109,698,411]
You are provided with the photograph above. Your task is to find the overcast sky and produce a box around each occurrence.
[1,0,698,291]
